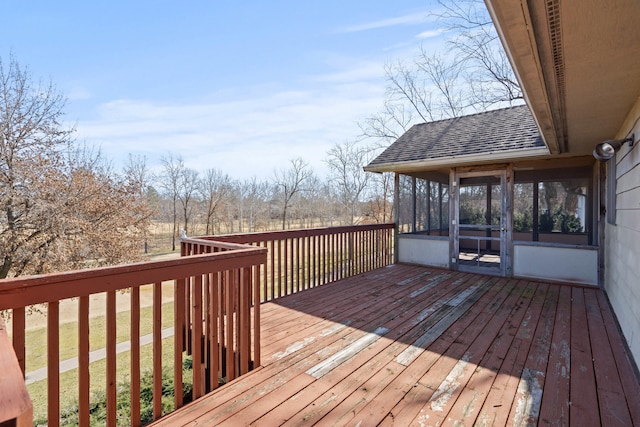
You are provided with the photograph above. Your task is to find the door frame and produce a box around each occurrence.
[449,166,513,276]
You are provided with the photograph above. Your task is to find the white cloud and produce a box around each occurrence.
[67,86,93,100]
[416,28,447,39]
[338,12,432,33]
[74,78,386,181]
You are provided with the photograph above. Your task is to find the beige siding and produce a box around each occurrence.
[605,114,640,366]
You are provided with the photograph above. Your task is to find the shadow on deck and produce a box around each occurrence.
[152,264,640,426]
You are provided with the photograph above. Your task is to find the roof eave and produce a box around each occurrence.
[484,0,563,154]
[364,146,550,173]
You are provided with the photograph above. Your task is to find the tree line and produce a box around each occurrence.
[149,143,393,252]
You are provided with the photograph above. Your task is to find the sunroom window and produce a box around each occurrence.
[514,167,593,245]
[397,174,449,236]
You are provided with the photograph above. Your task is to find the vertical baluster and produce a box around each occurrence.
[298,236,303,292]
[182,245,191,355]
[276,239,282,298]
[225,270,236,381]
[152,282,162,419]
[315,234,320,287]
[173,278,185,409]
[192,274,203,399]
[332,232,337,282]
[203,272,210,392]
[292,237,297,293]
[323,233,328,285]
[78,296,90,427]
[261,242,267,303]
[106,291,116,427]
[292,238,298,293]
[283,238,288,295]
[359,230,364,274]
[239,268,250,375]
[373,229,378,269]
[234,269,241,378]
[336,232,340,281]
[253,265,261,368]
[310,235,315,288]
[48,301,60,427]
[209,272,219,390]
[219,272,226,376]
[304,236,313,289]
[341,231,346,278]
[319,234,323,285]
[130,287,141,427]
[270,240,275,301]
[366,229,371,272]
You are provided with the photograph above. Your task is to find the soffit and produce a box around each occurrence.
[486,0,640,155]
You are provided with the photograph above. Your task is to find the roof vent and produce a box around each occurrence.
[546,0,568,151]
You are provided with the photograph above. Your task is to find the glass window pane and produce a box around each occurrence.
[459,185,487,225]
[538,180,588,234]
[416,178,429,232]
[398,175,413,233]
[429,182,440,232]
[513,183,534,233]
[441,185,449,234]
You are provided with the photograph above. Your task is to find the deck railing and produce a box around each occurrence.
[0,223,393,426]
[0,241,266,427]
[182,223,395,303]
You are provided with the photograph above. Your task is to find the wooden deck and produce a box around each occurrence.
[152,264,640,426]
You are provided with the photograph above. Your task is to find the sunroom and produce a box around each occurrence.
[366,105,600,286]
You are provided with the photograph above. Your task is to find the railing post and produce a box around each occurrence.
[0,317,32,427]
[11,308,25,376]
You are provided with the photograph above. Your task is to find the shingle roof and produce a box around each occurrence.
[366,105,546,169]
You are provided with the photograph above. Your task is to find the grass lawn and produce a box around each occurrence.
[26,301,175,373]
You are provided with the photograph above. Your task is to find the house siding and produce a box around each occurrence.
[605,107,640,366]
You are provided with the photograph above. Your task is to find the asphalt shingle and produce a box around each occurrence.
[366,105,545,168]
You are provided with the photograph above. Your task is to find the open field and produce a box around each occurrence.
[145,218,343,255]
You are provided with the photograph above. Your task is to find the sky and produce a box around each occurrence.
[1,0,446,180]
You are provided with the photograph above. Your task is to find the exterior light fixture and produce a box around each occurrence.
[593,134,634,161]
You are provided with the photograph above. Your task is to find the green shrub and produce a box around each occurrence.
[35,359,193,427]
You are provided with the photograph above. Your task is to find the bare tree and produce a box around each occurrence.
[178,167,199,235]
[366,172,394,223]
[0,57,151,277]
[273,158,313,230]
[326,141,371,225]
[159,153,184,251]
[123,154,154,253]
[436,0,521,108]
[243,177,269,232]
[360,0,522,144]
[234,177,268,233]
[200,168,231,235]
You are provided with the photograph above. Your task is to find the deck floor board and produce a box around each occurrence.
[151,265,640,426]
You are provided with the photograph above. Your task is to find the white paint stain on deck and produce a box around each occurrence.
[272,322,350,360]
[429,353,471,412]
[512,368,544,426]
[396,286,479,366]
[305,326,389,379]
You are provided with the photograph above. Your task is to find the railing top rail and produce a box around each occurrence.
[194,222,395,244]
[180,237,259,251]
[0,246,266,311]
